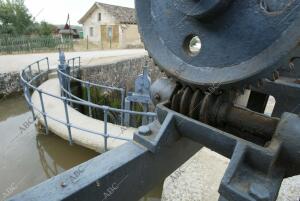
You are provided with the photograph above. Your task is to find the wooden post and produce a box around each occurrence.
[87,35,89,50]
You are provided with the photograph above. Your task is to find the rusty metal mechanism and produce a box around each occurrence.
[8,1,300,201]
[136,0,300,90]
[138,0,300,200]
[143,77,300,201]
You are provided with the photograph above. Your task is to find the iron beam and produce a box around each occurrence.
[7,135,201,201]
[252,78,300,117]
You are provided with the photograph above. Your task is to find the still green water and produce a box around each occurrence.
[0,96,162,201]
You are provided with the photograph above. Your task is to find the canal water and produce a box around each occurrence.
[0,96,162,201]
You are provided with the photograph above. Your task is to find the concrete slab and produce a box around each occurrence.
[162,148,300,201]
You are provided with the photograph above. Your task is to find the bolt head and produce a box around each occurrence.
[154,93,161,101]
[138,125,152,136]
[61,182,67,188]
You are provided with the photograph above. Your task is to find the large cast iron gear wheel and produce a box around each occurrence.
[135,0,300,89]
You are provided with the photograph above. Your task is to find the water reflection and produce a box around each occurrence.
[0,96,28,122]
[36,134,98,178]
[0,96,163,201]
[0,96,97,200]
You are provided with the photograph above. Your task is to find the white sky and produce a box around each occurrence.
[24,0,135,25]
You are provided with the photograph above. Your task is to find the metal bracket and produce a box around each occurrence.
[134,103,300,201]
[134,113,180,153]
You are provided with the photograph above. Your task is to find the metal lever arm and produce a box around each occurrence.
[135,103,300,201]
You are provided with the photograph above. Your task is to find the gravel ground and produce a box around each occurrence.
[162,148,300,201]
[0,49,146,73]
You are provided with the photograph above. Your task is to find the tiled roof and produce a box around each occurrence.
[78,2,136,24]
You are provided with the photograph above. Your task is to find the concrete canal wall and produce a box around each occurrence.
[80,56,164,91]
[0,72,22,98]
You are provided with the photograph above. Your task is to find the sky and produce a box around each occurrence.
[24,0,135,25]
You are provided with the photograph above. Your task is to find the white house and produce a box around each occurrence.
[78,2,142,49]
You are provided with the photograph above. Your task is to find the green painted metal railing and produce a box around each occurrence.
[0,35,73,54]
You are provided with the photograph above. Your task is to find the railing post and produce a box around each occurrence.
[124,98,131,127]
[103,106,109,152]
[121,89,125,125]
[67,74,72,107]
[147,113,154,125]
[151,114,155,123]
[37,61,41,74]
[72,58,75,77]
[57,70,64,97]
[86,82,92,117]
[46,57,50,72]
[142,103,149,125]
[63,97,73,145]
[24,83,36,121]
[28,65,32,79]
[78,57,81,78]
[45,58,50,80]
[38,90,49,135]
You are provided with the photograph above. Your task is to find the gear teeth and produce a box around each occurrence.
[139,17,294,93]
[272,71,280,81]
[289,61,295,71]
[257,79,263,88]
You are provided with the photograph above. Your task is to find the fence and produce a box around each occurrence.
[20,57,157,152]
[0,35,73,54]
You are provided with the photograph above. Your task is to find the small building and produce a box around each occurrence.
[55,25,83,39]
[78,2,142,49]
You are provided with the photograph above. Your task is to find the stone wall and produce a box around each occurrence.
[0,56,164,98]
[0,72,22,98]
[80,56,164,91]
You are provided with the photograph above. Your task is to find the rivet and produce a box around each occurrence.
[61,182,67,188]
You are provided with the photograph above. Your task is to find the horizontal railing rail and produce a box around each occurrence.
[22,57,50,82]
[20,57,156,152]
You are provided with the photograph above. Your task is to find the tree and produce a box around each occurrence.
[0,1,56,36]
[0,0,33,35]
[38,21,55,36]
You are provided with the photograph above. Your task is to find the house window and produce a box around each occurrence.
[98,13,102,21]
[89,27,94,37]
